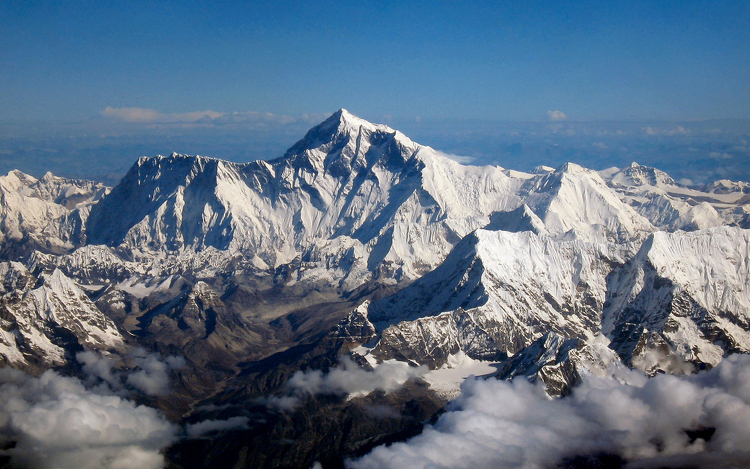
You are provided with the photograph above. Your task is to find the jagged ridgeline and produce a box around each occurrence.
[1,110,749,468]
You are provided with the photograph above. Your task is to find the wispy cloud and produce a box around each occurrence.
[644,125,691,136]
[100,107,328,128]
[350,354,750,469]
[263,358,427,410]
[101,107,223,123]
[709,151,733,160]
[433,149,475,164]
[125,349,186,396]
[186,417,250,437]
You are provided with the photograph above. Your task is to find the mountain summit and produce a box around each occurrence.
[84,111,512,283]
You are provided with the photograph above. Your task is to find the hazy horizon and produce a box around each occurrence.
[1,111,748,186]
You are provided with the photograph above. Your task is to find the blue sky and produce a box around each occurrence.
[2,0,749,122]
[1,1,749,185]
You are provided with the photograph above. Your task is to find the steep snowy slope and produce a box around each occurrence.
[518,162,654,242]
[364,228,631,367]
[604,226,750,368]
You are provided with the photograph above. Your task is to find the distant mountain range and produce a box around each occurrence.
[1,110,749,468]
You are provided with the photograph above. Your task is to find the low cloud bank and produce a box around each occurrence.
[350,354,750,469]
[264,358,427,410]
[0,350,245,467]
[0,368,178,469]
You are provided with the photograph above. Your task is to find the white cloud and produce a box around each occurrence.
[547,110,567,121]
[349,354,750,469]
[433,150,475,164]
[0,367,177,469]
[77,350,119,386]
[645,125,692,136]
[264,358,427,410]
[126,349,185,396]
[101,107,164,122]
[77,349,185,396]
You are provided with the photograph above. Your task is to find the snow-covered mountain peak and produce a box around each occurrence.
[557,161,588,175]
[333,108,393,134]
[86,153,252,249]
[703,178,750,194]
[610,162,680,189]
[533,165,555,174]
[1,170,37,193]
[531,162,606,192]
[521,161,654,242]
[276,110,419,177]
[29,171,109,209]
[0,170,106,255]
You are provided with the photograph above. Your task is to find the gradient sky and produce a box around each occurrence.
[2,0,749,122]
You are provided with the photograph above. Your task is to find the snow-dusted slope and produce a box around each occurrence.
[0,170,107,255]
[495,332,621,395]
[0,264,123,367]
[602,163,745,230]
